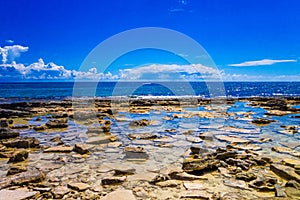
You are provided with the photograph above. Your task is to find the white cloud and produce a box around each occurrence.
[0,45,29,63]
[228,59,297,67]
[221,73,300,82]
[119,64,222,80]
[5,39,14,44]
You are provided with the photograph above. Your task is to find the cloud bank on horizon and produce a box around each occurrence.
[228,59,297,67]
[0,43,298,81]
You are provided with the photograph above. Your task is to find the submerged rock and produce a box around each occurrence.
[124,146,149,160]
[215,135,251,144]
[129,119,151,127]
[86,135,117,144]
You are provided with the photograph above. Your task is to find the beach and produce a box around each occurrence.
[0,96,299,199]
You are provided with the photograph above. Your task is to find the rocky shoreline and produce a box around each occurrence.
[0,97,300,199]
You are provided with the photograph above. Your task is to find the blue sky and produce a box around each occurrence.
[0,0,299,81]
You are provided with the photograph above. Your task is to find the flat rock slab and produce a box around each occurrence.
[155,180,181,187]
[271,146,300,158]
[283,159,300,167]
[101,176,126,185]
[230,144,262,151]
[67,182,90,191]
[128,133,157,140]
[183,182,205,190]
[270,164,300,183]
[215,135,251,144]
[43,146,73,153]
[0,189,37,200]
[180,190,211,199]
[101,189,136,200]
[86,135,117,144]
[52,186,70,199]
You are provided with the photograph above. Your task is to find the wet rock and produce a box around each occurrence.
[114,168,136,176]
[49,136,64,145]
[270,164,300,183]
[198,132,214,141]
[0,108,30,118]
[129,119,151,127]
[266,110,292,116]
[73,111,97,121]
[282,158,300,167]
[128,133,157,140]
[0,189,38,200]
[43,145,73,153]
[251,118,276,125]
[0,167,45,189]
[52,186,70,199]
[9,149,28,163]
[10,124,29,129]
[52,112,68,118]
[275,184,286,197]
[7,165,27,176]
[74,143,93,154]
[3,137,39,148]
[101,189,136,200]
[86,135,117,144]
[67,182,90,191]
[0,118,11,127]
[229,144,262,151]
[101,176,126,185]
[271,146,300,158]
[124,146,149,161]
[46,118,68,128]
[215,135,251,144]
[0,128,19,139]
[236,172,257,182]
[190,146,210,155]
[33,125,46,131]
[285,180,300,190]
[186,136,203,143]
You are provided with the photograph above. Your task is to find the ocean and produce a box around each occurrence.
[0,82,300,99]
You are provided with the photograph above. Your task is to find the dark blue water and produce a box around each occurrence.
[0,82,299,99]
